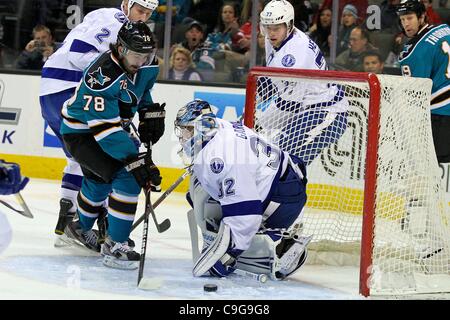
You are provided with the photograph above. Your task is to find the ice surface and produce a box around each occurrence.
[0,179,362,300]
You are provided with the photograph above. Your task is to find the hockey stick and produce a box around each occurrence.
[137,187,151,286]
[131,166,192,232]
[0,192,33,218]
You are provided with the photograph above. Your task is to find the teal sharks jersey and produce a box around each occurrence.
[60,51,159,161]
[399,24,450,115]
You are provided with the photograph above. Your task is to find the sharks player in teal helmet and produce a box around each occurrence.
[59,21,165,270]
[397,0,450,163]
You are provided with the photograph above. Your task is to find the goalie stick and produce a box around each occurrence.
[233,268,268,283]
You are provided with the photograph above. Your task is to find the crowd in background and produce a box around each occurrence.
[0,0,450,83]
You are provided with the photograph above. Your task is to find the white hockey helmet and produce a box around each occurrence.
[122,0,159,15]
[260,0,295,36]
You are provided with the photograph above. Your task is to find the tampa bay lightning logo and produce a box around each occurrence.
[210,157,224,174]
[282,54,296,67]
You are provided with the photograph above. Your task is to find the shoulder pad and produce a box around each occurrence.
[84,52,123,91]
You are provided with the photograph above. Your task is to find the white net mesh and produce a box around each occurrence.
[246,71,450,295]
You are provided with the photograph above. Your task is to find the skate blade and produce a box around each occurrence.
[103,255,138,270]
[54,234,74,248]
[56,234,100,254]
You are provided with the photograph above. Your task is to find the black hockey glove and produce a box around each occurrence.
[124,153,162,190]
[138,103,166,146]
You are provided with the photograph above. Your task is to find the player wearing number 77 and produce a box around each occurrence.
[397,0,450,164]
[59,21,165,270]
[175,99,312,280]
[257,0,349,166]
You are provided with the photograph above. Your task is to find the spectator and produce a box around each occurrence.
[308,7,332,57]
[422,0,443,24]
[152,0,192,24]
[168,46,203,81]
[16,25,60,70]
[362,50,385,74]
[314,0,368,23]
[337,4,359,55]
[174,19,216,70]
[177,19,206,52]
[380,0,403,33]
[335,26,377,72]
[384,32,409,67]
[205,2,241,52]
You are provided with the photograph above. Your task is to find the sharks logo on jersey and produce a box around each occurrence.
[87,67,111,88]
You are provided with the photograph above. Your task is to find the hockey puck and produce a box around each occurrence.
[203,284,218,292]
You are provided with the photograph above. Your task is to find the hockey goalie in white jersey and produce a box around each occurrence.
[175,99,312,280]
[257,0,348,165]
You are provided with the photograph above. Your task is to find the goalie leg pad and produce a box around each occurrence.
[193,223,231,277]
[235,232,278,275]
[236,225,312,280]
[273,234,312,280]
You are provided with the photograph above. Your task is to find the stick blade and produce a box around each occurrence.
[138,277,163,290]
[157,218,171,233]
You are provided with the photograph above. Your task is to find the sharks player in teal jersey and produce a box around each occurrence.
[60,21,165,270]
[397,0,450,163]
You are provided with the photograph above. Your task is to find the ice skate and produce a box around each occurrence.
[63,220,101,253]
[101,236,140,270]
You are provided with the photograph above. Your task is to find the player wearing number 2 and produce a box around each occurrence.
[257,0,349,166]
[39,0,159,246]
[397,0,450,164]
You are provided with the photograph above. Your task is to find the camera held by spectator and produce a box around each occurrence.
[17,25,61,70]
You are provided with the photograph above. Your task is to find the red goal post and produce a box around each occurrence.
[244,67,450,297]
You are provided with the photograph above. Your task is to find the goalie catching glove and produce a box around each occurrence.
[125,152,162,192]
[138,103,166,146]
[0,160,29,195]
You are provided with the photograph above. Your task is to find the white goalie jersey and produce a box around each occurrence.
[192,118,290,251]
[40,8,128,96]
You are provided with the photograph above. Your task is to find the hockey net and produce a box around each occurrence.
[244,67,450,296]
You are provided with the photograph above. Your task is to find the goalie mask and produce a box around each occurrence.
[174,99,218,161]
[260,0,295,39]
